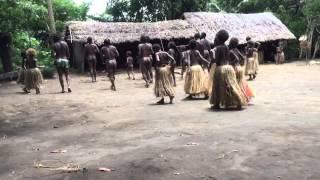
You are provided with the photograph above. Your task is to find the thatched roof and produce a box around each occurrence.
[184,12,296,44]
[66,20,197,44]
[67,12,295,45]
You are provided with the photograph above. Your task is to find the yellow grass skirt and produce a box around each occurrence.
[245,57,256,75]
[24,68,43,90]
[210,65,247,107]
[184,65,208,95]
[154,66,175,97]
[234,65,245,83]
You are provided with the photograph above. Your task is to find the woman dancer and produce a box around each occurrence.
[209,30,247,109]
[153,44,175,104]
[184,40,209,99]
[23,48,43,94]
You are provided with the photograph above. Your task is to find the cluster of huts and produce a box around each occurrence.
[65,12,296,72]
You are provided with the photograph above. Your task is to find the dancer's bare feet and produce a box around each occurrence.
[169,96,174,104]
[157,98,165,104]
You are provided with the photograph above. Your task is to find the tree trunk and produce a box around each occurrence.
[47,0,56,34]
[0,32,13,72]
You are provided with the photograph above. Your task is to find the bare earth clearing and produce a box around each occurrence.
[1,61,320,180]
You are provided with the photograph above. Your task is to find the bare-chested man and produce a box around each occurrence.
[84,37,99,82]
[100,39,119,91]
[52,34,71,93]
[138,35,154,88]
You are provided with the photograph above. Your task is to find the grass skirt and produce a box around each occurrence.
[154,66,175,97]
[234,65,254,102]
[184,65,208,95]
[245,57,256,75]
[17,69,26,84]
[253,52,259,73]
[24,68,43,90]
[208,64,216,96]
[275,52,285,64]
[210,65,247,107]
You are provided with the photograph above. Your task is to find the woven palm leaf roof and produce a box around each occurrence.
[183,12,296,44]
[66,20,197,45]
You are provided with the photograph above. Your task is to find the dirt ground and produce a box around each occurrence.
[1,61,320,180]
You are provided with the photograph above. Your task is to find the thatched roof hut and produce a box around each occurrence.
[66,12,296,72]
[66,20,197,45]
[183,12,296,44]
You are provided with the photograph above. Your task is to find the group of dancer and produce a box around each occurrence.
[147,30,257,109]
[17,30,259,110]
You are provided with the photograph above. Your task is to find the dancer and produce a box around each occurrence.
[126,50,135,80]
[138,35,154,88]
[23,48,43,94]
[245,40,256,80]
[153,44,175,104]
[209,30,247,110]
[229,37,254,103]
[101,39,119,91]
[52,34,71,93]
[84,37,99,82]
[253,42,260,77]
[275,41,285,64]
[167,41,178,86]
[184,40,209,99]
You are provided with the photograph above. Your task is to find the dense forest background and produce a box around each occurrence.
[0,0,319,73]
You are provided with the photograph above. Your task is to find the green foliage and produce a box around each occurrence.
[11,32,53,71]
[53,0,89,32]
[0,0,89,72]
[303,0,320,18]
[0,0,47,33]
[107,0,211,22]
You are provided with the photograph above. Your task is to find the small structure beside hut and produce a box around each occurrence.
[65,12,295,72]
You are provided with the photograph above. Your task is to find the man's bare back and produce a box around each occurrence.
[101,45,119,60]
[85,43,99,60]
[139,43,153,58]
[53,41,70,59]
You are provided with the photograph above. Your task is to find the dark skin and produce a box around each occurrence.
[213,35,242,110]
[201,38,211,70]
[126,53,135,80]
[84,40,99,82]
[138,42,154,88]
[53,39,71,93]
[186,48,209,99]
[180,47,188,79]
[213,39,229,109]
[101,43,119,91]
[155,49,175,104]
[168,48,177,86]
[245,41,256,80]
[195,38,205,69]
